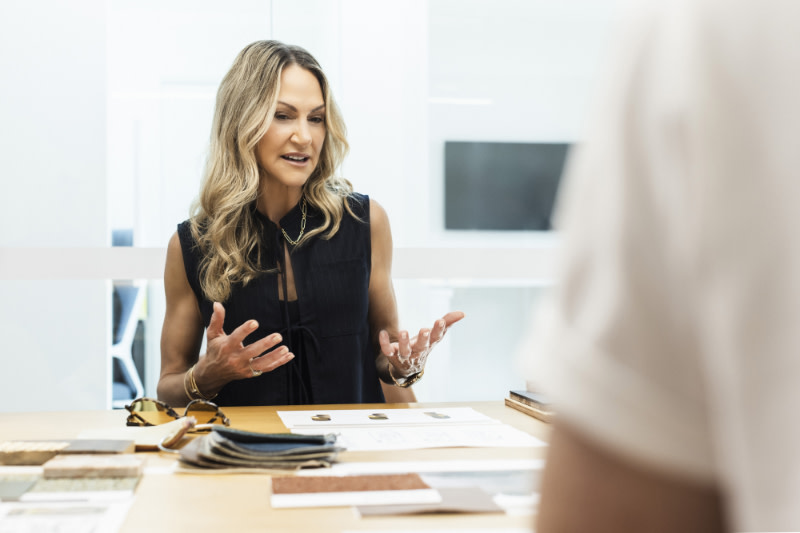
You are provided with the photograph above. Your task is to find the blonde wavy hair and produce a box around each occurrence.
[190,40,353,302]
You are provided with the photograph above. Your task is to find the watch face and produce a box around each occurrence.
[400,369,424,388]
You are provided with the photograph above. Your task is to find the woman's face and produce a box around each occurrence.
[255,64,326,192]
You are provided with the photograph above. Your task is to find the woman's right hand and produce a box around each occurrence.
[194,302,295,393]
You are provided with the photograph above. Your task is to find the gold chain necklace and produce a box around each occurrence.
[281,199,307,245]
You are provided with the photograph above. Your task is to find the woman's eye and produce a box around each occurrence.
[309,116,325,124]
[275,113,291,120]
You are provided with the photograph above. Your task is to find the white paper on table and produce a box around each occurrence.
[278,407,496,429]
[0,500,132,533]
[271,488,441,509]
[290,423,546,451]
[295,458,545,476]
[295,459,544,514]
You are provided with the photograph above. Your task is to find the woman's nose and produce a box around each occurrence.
[291,121,311,146]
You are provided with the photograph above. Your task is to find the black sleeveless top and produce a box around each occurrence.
[177,193,385,406]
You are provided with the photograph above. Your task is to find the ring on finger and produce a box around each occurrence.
[248,357,263,377]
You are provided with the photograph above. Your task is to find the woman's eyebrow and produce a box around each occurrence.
[276,101,326,112]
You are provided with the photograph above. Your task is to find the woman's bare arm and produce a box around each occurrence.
[367,199,463,401]
[367,199,414,400]
[157,232,205,406]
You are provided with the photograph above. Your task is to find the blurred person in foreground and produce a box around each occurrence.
[158,40,463,407]
[525,1,800,531]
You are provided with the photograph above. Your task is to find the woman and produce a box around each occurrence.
[158,40,464,407]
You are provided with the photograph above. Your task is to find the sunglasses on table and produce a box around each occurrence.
[124,397,230,428]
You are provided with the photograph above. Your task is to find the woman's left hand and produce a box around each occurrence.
[379,311,465,378]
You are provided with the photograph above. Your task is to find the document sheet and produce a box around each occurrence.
[278,407,546,451]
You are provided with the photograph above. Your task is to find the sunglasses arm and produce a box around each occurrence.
[158,416,198,454]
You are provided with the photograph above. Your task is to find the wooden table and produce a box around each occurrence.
[1,401,550,532]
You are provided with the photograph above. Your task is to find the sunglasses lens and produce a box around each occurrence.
[129,399,175,426]
[185,402,223,424]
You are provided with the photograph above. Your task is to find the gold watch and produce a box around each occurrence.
[388,362,424,388]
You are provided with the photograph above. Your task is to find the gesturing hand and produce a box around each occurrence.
[379,311,465,379]
[199,302,295,386]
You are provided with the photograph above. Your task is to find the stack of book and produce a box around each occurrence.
[178,426,343,471]
[505,389,554,423]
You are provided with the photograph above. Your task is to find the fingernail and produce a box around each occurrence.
[250,320,259,328]
[401,332,408,340]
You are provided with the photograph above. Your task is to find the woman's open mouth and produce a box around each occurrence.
[282,153,310,164]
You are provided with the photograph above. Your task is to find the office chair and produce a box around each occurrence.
[111,283,146,408]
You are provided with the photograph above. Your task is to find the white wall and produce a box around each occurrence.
[107,0,274,247]
[0,0,108,411]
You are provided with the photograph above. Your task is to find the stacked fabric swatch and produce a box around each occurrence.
[178,426,342,470]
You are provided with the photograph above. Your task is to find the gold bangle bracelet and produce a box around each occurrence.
[187,364,218,401]
[183,369,193,401]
